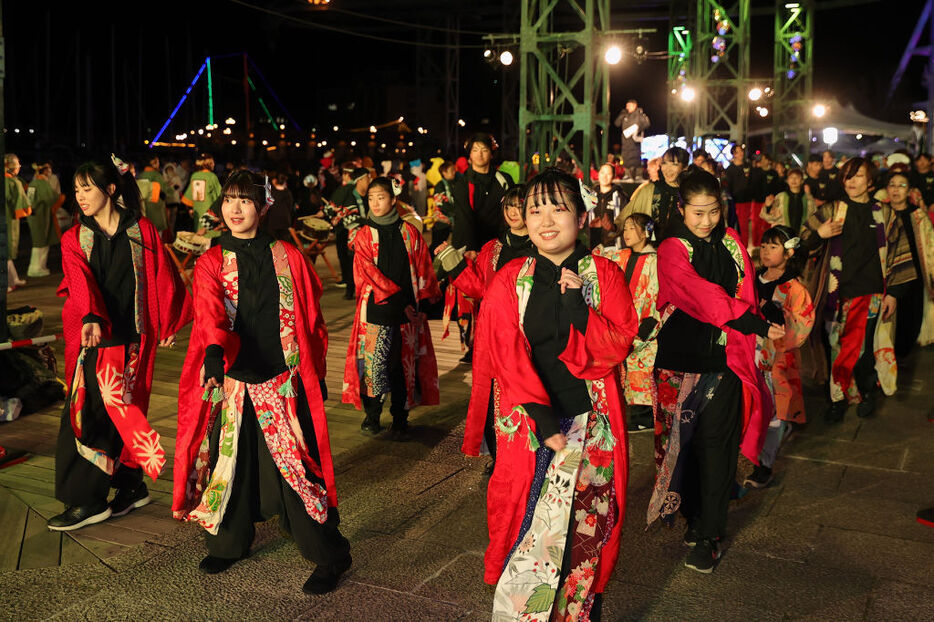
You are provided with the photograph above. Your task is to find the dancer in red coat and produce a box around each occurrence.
[434,185,533,466]
[50,155,192,532]
[174,171,350,594]
[479,168,637,621]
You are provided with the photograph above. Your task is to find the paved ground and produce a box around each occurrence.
[2,245,934,621]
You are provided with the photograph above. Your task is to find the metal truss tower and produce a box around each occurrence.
[515,0,612,175]
[666,22,694,143]
[887,0,934,151]
[692,0,750,144]
[772,0,814,162]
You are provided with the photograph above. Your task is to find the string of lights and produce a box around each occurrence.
[226,0,489,49]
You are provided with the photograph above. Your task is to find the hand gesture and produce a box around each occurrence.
[434,241,450,256]
[544,433,566,452]
[817,219,843,239]
[558,268,583,293]
[159,334,177,348]
[200,364,221,390]
[81,322,101,348]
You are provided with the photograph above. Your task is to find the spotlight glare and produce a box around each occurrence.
[499,50,514,66]
[483,49,493,59]
[748,87,763,101]
[680,86,697,102]
[812,103,827,118]
[757,106,769,118]
[604,45,622,65]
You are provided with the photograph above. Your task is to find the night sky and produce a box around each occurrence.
[3,0,927,164]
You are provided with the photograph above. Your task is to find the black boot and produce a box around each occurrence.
[389,410,410,442]
[360,398,383,435]
[823,400,847,424]
[857,390,877,418]
[199,555,245,574]
[303,554,352,594]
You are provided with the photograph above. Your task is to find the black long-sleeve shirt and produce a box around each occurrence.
[656,223,769,373]
[81,212,140,346]
[365,219,415,326]
[522,244,593,439]
[725,161,762,204]
[450,168,512,251]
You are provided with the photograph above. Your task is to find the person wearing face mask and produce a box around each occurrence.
[649,167,781,574]
[477,167,637,621]
[621,146,689,241]
[434,185,534,471]
[881,165,934,357]
[341,177,441,441]
[174,170,351,595]
[800,158,900,423]
[50,155,192,532]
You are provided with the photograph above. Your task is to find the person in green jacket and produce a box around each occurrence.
[137,155,169,234]
[26,162,62,277]
[5,153,30,290]
[181,153,223,234]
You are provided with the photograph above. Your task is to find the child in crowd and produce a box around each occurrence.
[594,213,660,432]
[761,167,816,235]
[745,226,814,489]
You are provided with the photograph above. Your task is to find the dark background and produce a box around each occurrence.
[2,0,928,163]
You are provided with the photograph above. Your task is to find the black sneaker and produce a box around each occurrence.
[343,290,355,301]
[360,418,382,436]
[684,538,721,573]
[856,391,876,418]
[47,503,112,532]
[303,554,352,594]
[110,483,151,517]
[743,465,773,489]
[683,524,701,547]
[459,351,473,364]
[823,400,847,424]
[199,555,244,574]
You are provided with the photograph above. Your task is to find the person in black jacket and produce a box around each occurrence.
[450,133,513,252]
[614,99,650,181]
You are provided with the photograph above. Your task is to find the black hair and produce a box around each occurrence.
[839,156,870,182]
[623,212,656,244]
[367,176,394,198]
[439,160,456,173]
[502,184,525,209]
[678,166,724,242]
[221,170,267,225]
[786,167,804,179]
[692,148,707,161]
[524,167,586,217]
[916,152,932,161]
[465,133,493,153]
[886,166,912,186]
[760,225,806,277]
[807,153,822,164]
[661,146,690,167]
[73,158,142,220]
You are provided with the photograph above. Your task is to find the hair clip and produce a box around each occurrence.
[260,175,274,215]
[391,177,403,197]
[644,221,655,233]
[111,153,130,175]
[578,178,599,212]
[783,236,800,250]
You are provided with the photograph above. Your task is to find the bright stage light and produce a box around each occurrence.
[604,45,622,65]
[483,49,493,60]
[822,127,838,146]
[757,106,769,118]
[748,87,763,101]
[812,103,827,118]
[680,87,697,102]
[499,51,514,66]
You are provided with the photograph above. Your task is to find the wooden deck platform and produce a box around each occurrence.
[0,243,473,571]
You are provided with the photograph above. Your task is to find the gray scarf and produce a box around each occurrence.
[369,209,400,226]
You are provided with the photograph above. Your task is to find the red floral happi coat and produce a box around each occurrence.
[341,220,441,410]
[173,242,336,516]
[477,255,637,594]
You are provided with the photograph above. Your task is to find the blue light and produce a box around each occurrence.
[149,60,208,147]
